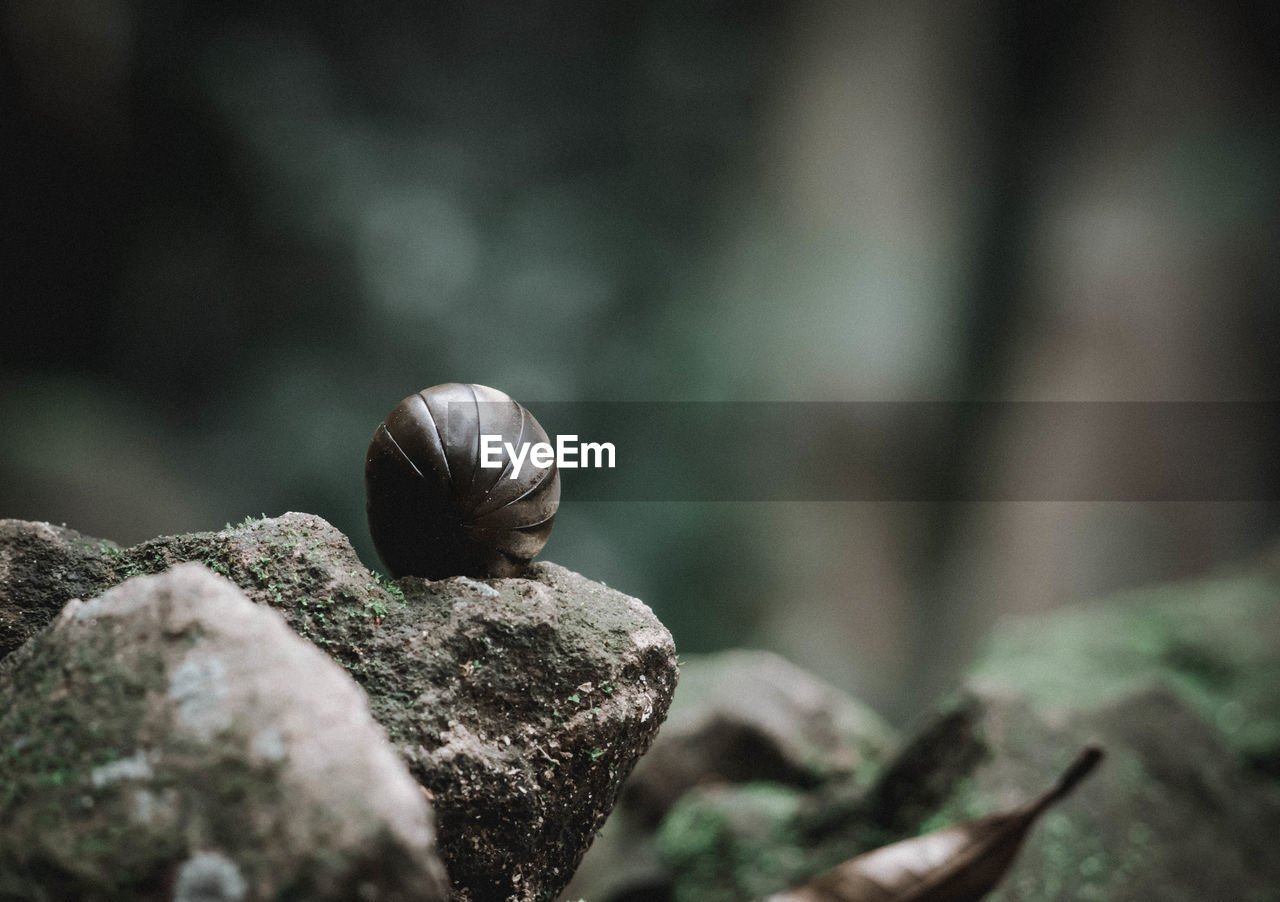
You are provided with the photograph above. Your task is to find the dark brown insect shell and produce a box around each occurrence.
[365,383,560,579]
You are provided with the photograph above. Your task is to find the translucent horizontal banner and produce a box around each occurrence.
[453,402,1280,502]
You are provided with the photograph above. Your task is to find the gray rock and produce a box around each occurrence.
[390,560,677,902]
[561,649,896,902]
[0,519,118,662]
[0,563,449,901]
[565,548,1280,902]
[666,549,1280,902]
[969,561,1280,777]
[623,649,896,825]
[869,685,1280,902]
[913,552,1280,900]
[644,678,1280,902]
[0,513,678,901]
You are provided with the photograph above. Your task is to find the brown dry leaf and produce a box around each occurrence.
[767,744,1104,902]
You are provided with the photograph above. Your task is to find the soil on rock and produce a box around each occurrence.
[0,563,448,901]
[0,513,678,902]
[0,519,118,662]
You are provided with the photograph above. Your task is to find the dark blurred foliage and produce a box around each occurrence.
[3,0,1280,720]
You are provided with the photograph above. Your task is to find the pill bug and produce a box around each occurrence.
[365,383,560,579]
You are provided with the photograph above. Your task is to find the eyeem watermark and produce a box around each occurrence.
[480,434,616,478]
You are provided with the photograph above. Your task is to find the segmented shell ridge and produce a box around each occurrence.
[365,383,560,579]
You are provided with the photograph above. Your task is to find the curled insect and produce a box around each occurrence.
[365,383,560,579]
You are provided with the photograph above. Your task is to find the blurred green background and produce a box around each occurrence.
[3,0,1280,722]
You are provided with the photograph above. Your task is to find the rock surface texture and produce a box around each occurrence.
[0,563,449,901]
[0,519,118,662]
[387,561,678,901]
[0,513,678,902]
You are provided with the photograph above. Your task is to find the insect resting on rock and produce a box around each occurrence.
[364,383,560,580]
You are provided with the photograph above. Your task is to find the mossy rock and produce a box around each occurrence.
[0,564,448,900]
[888,686,1280,902]
[0,513,678,902]
[971,562,1280,776]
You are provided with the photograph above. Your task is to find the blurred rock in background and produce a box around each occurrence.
[562,544,1280,902]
